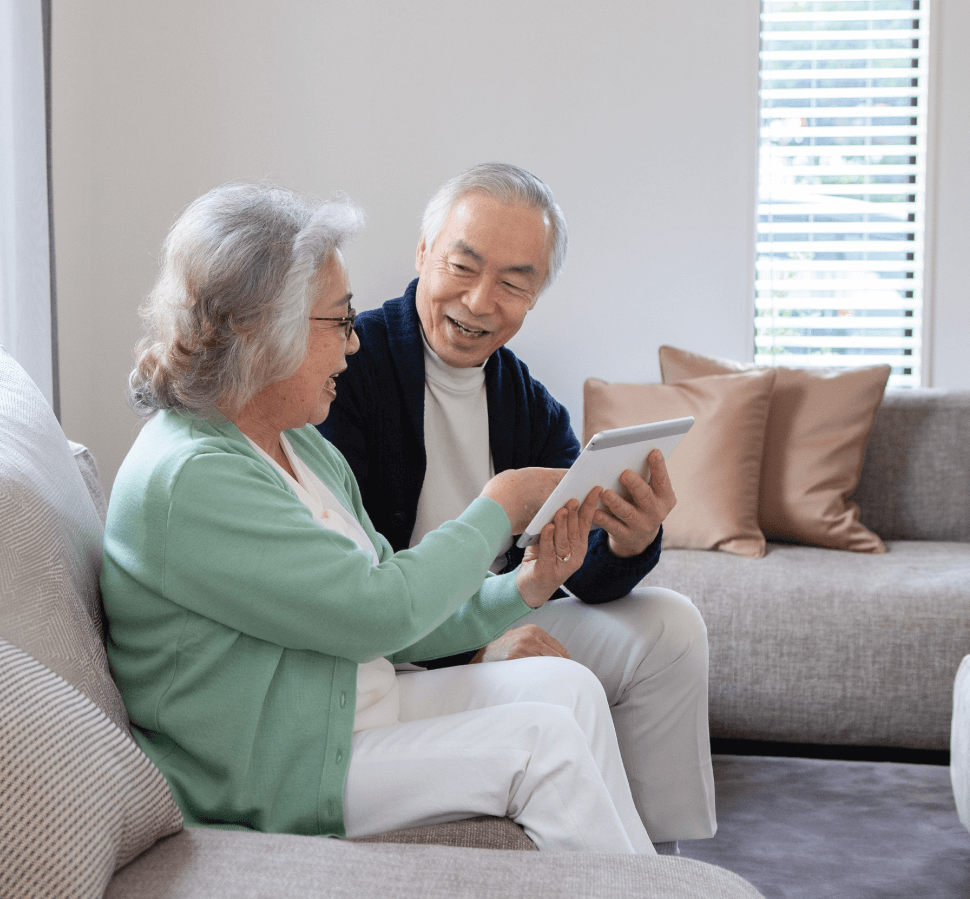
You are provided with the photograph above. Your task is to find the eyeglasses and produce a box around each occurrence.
[310,307,356,340]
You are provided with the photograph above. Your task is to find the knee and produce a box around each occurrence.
[626,587,709,678]
[503,699,595,751]
[516,656,611,714]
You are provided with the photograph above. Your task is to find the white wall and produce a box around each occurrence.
[52,0,969,492]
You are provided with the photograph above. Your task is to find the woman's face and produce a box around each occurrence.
[254,251,360,431]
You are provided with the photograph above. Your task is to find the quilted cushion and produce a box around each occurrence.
[0,639,183,899]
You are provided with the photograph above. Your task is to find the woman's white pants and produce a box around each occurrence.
[342,656,655,853]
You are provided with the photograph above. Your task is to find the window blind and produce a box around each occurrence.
[755,0,930,386]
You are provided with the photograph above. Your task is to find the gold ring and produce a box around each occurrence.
[557,554,571,563]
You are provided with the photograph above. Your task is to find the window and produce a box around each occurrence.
[755,0,930,386]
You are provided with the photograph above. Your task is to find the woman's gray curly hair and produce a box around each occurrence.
[128,183,364,419]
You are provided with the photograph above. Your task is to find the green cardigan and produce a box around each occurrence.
[101,411,531,836]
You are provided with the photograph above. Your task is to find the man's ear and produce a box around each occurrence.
[415,237,427,274]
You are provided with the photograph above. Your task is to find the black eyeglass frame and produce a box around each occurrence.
[310,308,357,339]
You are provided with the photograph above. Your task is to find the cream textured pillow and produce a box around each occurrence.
[0,639,183,899]
[0,347,128,730]
[659,345,891,552]
[584,369,777,558]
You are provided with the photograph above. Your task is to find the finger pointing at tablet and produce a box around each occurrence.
[515,487,602,609]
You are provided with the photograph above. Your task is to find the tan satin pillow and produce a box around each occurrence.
[584,369,777,558]
[658,345,890,552]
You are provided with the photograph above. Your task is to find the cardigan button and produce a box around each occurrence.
[336,749,344,764]
[340,692,347,708]
[391,512,406,527]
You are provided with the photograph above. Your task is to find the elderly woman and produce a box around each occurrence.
[101,183,653,853]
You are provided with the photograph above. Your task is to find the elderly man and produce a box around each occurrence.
[318,163,716,848]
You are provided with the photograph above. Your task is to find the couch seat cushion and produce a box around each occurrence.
[645,541,970,750]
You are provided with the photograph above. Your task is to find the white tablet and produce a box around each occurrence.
[515,417,694,548]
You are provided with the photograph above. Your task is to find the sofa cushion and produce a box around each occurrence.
[352,815,536,850]
[0,346,127,730]
[584,370,776,558]
[105,828,765,899]
[953,655,970,833]
[0,639,183,899]
[658,345,889,553]
[854,389,970,542]
[645,542,970,750]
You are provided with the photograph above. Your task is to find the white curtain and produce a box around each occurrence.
[0,0,56,411]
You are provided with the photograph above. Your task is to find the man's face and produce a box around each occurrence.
[414,193,551,368]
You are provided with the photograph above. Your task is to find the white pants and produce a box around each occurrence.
[343,656,655,853]
[526,586,717,842]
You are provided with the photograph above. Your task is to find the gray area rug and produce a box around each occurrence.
[678,755,970,899]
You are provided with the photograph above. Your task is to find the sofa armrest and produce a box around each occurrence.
[106,828,765,899]
[953,655,970,833]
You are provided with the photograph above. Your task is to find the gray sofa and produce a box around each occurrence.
[0,345,762,899]
[643,388,970,753]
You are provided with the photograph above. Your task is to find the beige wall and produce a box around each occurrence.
[52,0,969,493]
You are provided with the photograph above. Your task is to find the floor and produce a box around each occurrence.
[678,754,970,899]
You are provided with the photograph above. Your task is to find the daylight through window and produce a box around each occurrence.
[755,0,930,386]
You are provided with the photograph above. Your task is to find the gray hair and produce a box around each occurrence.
[420,163,568,293]
[128,182,364,419]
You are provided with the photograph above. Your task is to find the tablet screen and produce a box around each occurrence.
[515,416,693,548]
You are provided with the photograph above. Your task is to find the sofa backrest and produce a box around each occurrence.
[853,388,970,542]
[0,346,128,731]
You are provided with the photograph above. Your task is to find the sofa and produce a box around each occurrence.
[584,352,970,754]
[0,345,763,899]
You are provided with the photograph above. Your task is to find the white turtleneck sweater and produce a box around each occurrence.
[410,336,513,571]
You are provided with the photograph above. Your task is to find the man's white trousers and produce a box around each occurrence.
[527,586,718,842]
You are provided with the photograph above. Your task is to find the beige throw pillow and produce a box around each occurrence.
[584,369,777,558]
[659,345,890,552]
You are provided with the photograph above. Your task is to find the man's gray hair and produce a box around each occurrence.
[420,163,567,293]
[129,182,364,419]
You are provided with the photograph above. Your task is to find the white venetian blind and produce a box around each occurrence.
[755,0,930,387]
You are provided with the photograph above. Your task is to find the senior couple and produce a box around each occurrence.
[102,164,716,854]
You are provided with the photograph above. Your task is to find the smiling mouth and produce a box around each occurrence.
[448,317,488,338]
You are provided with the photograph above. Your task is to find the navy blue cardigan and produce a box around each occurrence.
[318,280,661,605]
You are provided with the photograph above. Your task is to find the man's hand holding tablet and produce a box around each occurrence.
[516,417,693,558]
